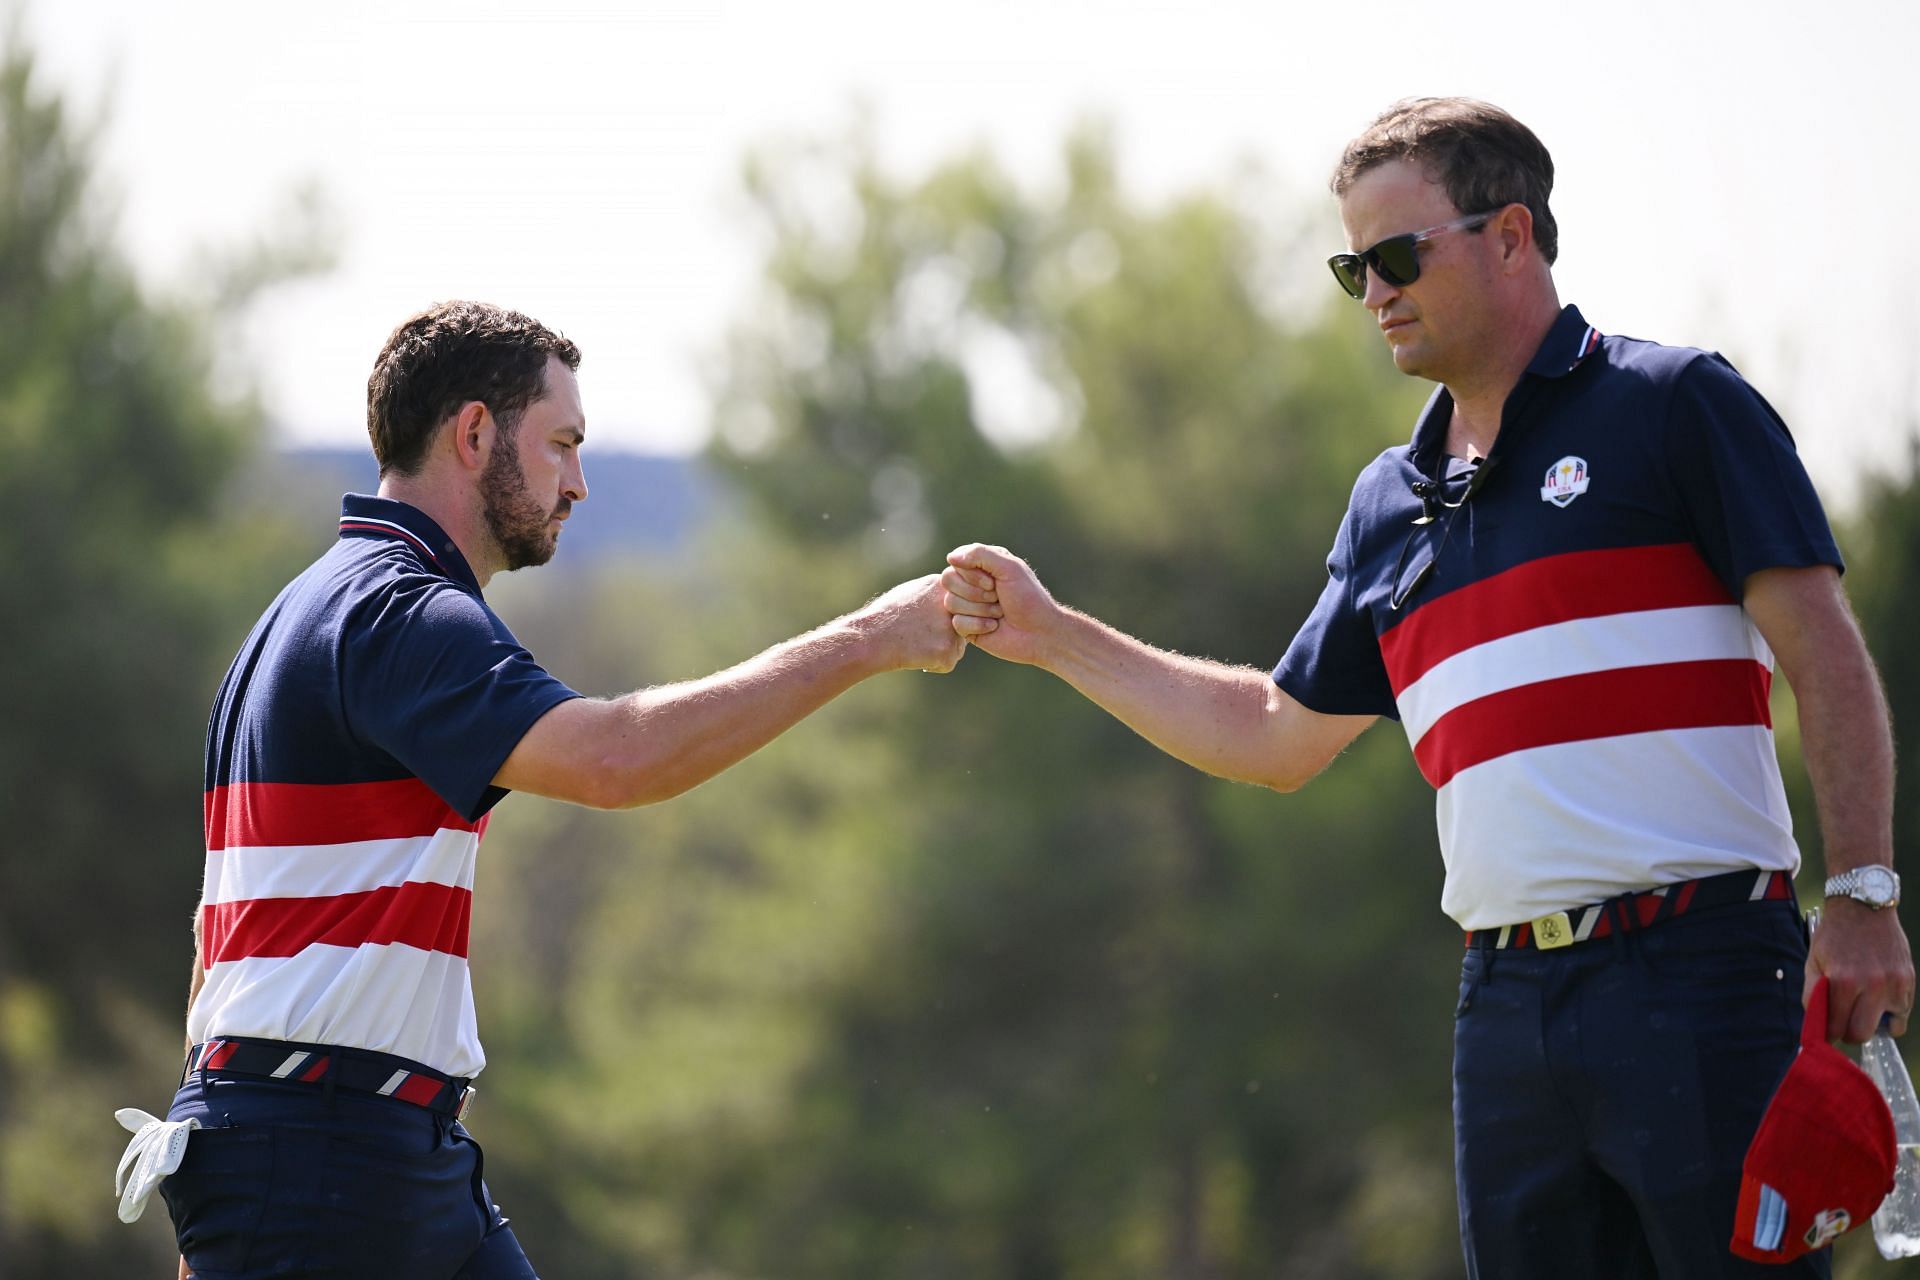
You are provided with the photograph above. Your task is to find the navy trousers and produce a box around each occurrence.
[162,1075,539,1280]
[1453,895,1829,1278]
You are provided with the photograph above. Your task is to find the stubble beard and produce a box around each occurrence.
[481,432,566,571]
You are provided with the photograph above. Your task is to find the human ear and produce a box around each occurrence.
[1495,203,1535,272]
[449,401,496,473]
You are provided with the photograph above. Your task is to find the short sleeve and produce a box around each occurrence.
[1272,506,1399,719]
[344,578,581,821]
[1664,353,1842,595]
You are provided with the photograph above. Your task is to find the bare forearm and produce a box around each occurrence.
[941,544,1372,789]
[1039,607,1363,791]
[1795,641,1895,875]
[1795,644,1910,1039]
[596,618,884,805]
[499,572,964,809]
[1746,565,1912,1039]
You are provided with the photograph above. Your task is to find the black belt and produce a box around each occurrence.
[184,1036,475,1119]
[1464,868,1794,952]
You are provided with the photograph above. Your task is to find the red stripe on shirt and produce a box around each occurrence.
[204,779,480,851]
[1412,658,1772,789]
[202,880,473,966]
[1380,543,1735,694]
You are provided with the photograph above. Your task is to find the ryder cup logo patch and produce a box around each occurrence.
[1540,456,1591,508]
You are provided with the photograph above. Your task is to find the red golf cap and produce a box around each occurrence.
[1730,977,1897,1261]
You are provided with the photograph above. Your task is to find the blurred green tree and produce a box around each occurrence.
[0,28,326,1273]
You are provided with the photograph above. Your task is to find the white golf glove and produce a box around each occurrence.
[113,1108,199,1223]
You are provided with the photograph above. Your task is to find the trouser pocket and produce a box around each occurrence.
[160,1125,274,1274]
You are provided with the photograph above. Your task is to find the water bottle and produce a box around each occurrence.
[1859,1020,1920,1258]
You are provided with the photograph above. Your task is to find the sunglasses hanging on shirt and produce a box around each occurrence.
[1390,456,1498,610]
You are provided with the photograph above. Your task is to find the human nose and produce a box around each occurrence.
[1361,262,1400,312]
[565,450,588,504]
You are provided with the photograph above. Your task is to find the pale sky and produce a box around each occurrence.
[19,0,1919,505]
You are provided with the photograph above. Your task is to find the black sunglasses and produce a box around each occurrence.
[1390,456,1498,610]
[1328,210,1499,301]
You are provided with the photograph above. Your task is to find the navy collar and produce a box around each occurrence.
[1408,304,1602,476]
[1523,304,1602,380]
[338,494,482,594]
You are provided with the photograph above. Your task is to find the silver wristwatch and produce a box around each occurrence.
[1824,865,1902,910]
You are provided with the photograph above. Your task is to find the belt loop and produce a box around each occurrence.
[193,1046,214,1104]
[187,1040,218,1104]
[1606,897,1628,956]
[321,1047,342,1107]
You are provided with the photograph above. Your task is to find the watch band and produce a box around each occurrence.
[1824,865,1900,908]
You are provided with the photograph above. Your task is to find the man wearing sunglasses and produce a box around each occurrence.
[942,97,1911,1277]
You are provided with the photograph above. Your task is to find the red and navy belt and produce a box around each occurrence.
[185,1036,475,1119]
[1464,868,1795,952]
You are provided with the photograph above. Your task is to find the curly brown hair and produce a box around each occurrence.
[367,301,582,477]
[1331,98,1559,266]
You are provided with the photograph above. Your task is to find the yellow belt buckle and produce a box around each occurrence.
[1532,910,1574,950]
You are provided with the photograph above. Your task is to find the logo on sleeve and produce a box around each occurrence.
[1540,456,1590,508]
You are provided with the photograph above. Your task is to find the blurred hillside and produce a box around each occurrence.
[259,446,722,563]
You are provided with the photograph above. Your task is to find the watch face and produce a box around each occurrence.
[1861,866,1899,906]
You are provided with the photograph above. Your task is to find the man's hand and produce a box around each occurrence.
[1744,564,1914,1043]
[939,541,1372,789]
[941,544,1056,666]
[1810,898,1914,1043]
[851,572,973,674]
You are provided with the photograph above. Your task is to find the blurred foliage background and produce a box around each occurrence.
[3,27,1912,1280]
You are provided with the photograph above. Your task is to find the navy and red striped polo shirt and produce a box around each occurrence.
[1274,305,1841,930]
[194,495,579,1077]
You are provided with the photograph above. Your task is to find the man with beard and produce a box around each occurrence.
[144,301,967,1279]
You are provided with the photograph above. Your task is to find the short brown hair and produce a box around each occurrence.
[1331,98,1558,265]
[366,301,582,477]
